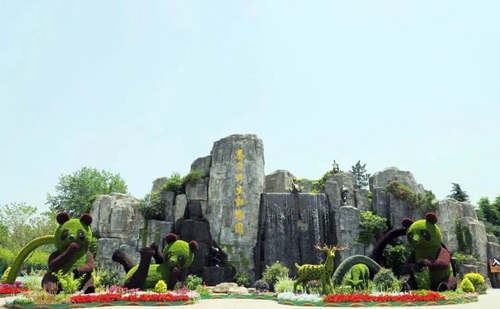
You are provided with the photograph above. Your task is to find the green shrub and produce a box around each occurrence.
[262,261,289,291]
[460,277,475,292]
[373,268,399,292]
[23,275,43,291]
[138,192,165,221]
[185,274,202,291]
[154,280,168,293]
[89,237,98,258]
[97,269,123,288]
[25,250,50,272]
[385,181,438,213]
[54,269,85,294]
[382,241,410,276]
[274,275,294,293]
[234,272,250,287]
[357,211,387,245]
[196,285,211,296]
[414,267,431,290]
[0,247,15,269]
[182,170,204,187]
[162,172,184,195]
[254,279,270,292]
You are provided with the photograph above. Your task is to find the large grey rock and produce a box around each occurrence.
[436,199,479,253]
[96,238,121,271]
[325,180,341,210]
[369,167,424,195]
[159,190,176,223]
[175,194,187,221]
[265,170,295,193]
[336,206,364,264]
[146,220,173,247]
[457,217,488,277]
[487,234,498,243]
[487,242,500,288]
[257,193,335,278]
[185,178,208,201]
[355,189,369,212]
[191,155,212,177]
[206,134,265,278]
[151,177,167,193]
[372,188,389,220]
[333,173,355,206]
[299,180,313,193]
[90,193,143,247]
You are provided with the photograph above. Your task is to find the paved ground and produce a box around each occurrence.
[1,289,499,308]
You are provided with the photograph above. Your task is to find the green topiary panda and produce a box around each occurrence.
[42,212,95,294]
[401,212,457,291]
[112,233,198,290]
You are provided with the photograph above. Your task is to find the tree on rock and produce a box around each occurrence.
[350,160,370,189]
[46,167,128,217]
[447,183,470,202]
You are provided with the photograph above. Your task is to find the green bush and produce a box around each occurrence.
[385,181,438,213]
[234,272,250,287]
[89,237,98,258]
[460,277,475,292]
[162,172,184,195]
[138,192,165,221]
[357,211,387,245]
[154,280,168,293]
[185,274,202,291]
[24,250,50,272]
[54,269,85,294]
[196,285,211,296]
[182,170,204,187]
[382,241,410,276]
[262,261,289,291]
[97,269,123,288]
[414,267,431,290]
[274,275,294,293]
[0,247,15,269]
[373,268,399,292]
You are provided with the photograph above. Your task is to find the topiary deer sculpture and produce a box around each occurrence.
[293,244,346,295]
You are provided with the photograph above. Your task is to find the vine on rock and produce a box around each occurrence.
[384,181,438,213]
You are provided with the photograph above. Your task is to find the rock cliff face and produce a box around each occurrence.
[88,134,497,288]
[206,134,265,280]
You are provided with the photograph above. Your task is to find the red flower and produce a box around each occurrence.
[323,292,445,303]
[0,287,29,294]
[70,292,189,304]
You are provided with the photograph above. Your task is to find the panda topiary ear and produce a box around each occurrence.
[56,212,70,225]
[401,218,414,228]
[189,241,199,253]
[425,212,438,224]
[165,233,178,244]
[80,213,93,226]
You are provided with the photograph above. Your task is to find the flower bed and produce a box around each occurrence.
[277,291,479,307]
[0,283,29,296]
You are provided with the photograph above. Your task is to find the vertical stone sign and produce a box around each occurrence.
[207,134,265,278]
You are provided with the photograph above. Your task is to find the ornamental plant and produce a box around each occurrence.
[323,292,445,303]
[460,277,475,293]
[154,280,168,293]
[262,261,289,290]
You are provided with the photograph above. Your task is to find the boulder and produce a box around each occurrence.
[90,193,143,246]
[146,220,173,247]
[457,217,488,277]
[369,167,425,195]
[228,286,249,295]
[299,180,313,193]
[265,170,295,193]
[333,173,355,206]
[206,134,265,280]
[325,180,341,210]
[159,190,176,223]
[96,238,121,271]
[185,178,208,201]
[191,155,212,177]
[151,177,167,193]
[175,194,187,221]
[335,206,364,264]
[354,189,370,212]
[487,242,500,288]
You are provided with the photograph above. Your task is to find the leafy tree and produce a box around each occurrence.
[476,197,500,241]
[46,167,128,216]
[0,203,57,253]
[447,183,470,202]
[350,160,371,189]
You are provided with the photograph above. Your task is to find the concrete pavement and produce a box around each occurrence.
[1,289,499,308]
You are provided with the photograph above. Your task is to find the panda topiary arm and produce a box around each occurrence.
[429,247,451,271]
[73,252,94,277]
[48,243,80,272]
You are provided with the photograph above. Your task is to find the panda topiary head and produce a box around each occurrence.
[401,212,442,250]
[162,233,198,269]
[54,212,93,252]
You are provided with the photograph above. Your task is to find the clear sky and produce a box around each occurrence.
[1,1,499,214]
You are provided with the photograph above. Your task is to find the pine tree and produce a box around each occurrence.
[447,183,470,202]
[350,160,371,189]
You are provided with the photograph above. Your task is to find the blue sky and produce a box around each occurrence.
[1,1,499,213]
